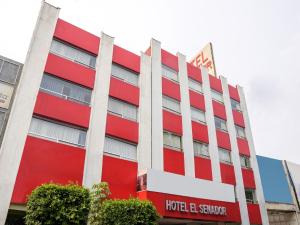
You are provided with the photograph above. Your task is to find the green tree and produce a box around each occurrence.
[25,183,90,225]
[99,198,160,225]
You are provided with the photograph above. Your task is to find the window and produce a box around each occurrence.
[104,136,137,160]
[111,63,139,86]
[214,116,227,131]
[211,89,223,103]
[231,98,241,111]
[0,59,20,84]
[162,95,181,114]
[235,125,246,139]
[245,189,257,203]
[240,155,251,168]
[193,141,209,158]
[0,110,6,133]
[50,39,96,68]
[190,107,205,123]
[163,131,182,150]
[188,78,202,93]
[162,64,178,82]
[108,97,138,121]
[40,74,92,105]
[29,117,87,147]
[218,148,231,164]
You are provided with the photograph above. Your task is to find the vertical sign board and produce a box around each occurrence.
[190,42,217,77]
[286,161,300,205]
[0,82,14,109]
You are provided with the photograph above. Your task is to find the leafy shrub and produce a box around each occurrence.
[25,183,90,225]
[99,198,160,225]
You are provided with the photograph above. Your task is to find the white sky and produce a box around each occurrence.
[1,0,299,163]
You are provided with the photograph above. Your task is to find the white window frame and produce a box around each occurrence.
[107,97,138,121]
[104,136,137,161]
[162,95,181,114]
[190,107,206,124]
[111,63,139,86]
[163,131,182,151]
[50,39,96,69]
[231,98,242,111]
[214,116,227,132]
[28,117,87,147]
[211,89,224,104]
[235,125,246,139]
[188,78,203,93]
[218,148,232,164]
[193,141,209,158]
[161,64,178,82]
[240,155,251,168]
[245,189,257,203]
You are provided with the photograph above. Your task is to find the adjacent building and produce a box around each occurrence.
[0,1,270,224]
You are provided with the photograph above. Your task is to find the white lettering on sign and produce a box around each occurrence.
[165,200,227,216]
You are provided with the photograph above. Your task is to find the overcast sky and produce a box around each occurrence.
[1,0,299,163]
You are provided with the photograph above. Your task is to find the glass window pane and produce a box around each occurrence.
[191,107,205,123]
[188,78,202,93]
[162,64,178,82]
[194,141,209,157]
[231,98,241,111]
[0,110,6,132]
[111,63,139,86]
[104,136,137,160]
[108,97,137,121]
[235,125,246,138]
[40,74,92,105]
[0,61,19,84]
[163,131,182,150]
[29,118,86,147]
[218,148,231,163]
[214,117,227,131]
[50,39,96,69]
[211,89,223,103]
[162,96,181,113]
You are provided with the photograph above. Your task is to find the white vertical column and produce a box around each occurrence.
[83,33,114,188]
[238,86,269,225]
[137,52,152,171]
[150,39,163,171]
[177,53,194,177]
[201,67,221,182]
[0,2,59,224]
[221,76,250,225]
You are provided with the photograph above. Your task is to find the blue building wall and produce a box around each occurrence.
[257,155,293,204]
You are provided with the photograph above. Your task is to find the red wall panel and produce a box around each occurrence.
[194,157,213,180]
[237,138,251,156]
[12,136,85,203]
[34,92,90,128]
[187,63,202,82]
[228,85,240,102]
[163,110,182,135]
[106,114,139,143]
[161,49,178,71]
[192,121,209,143]
[212,101,227,120]
[164,148,185,175]
[138,191,241,223]
[220,163,236,185]
[45,53,95,89]
[189,90,205,111]
[54,19,100,55]
[102,155,138,199]
[162,77,181,101]
[209,75,222,92]
[216,130,231,150]
[109,77,140,106]
[113,45,140,73]
[247,203,262,224]
[233,110,245,127]
[242,169,256,189]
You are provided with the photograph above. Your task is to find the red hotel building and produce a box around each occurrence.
[0,2,269,225]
